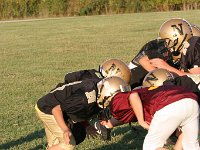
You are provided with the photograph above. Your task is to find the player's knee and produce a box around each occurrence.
[58,138,76,150]
[143,138,165,150]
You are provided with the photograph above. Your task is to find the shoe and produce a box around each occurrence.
[94,121,111,141]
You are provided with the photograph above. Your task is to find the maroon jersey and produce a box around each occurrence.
[110,85,197,123]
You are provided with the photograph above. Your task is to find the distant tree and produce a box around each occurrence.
[1,0,200,20]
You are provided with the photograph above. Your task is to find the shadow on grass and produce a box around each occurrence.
[95,125,148,150]
[29,144,45,150]
[93,124,178,150]
[0,129,45,150]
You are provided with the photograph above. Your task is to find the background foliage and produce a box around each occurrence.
[1,0,200,20]
[1,10,200,149]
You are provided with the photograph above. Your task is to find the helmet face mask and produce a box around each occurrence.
[142,69,174,87]
[159,18,193,54]
[99,59,132,84]
[97,76,131,109]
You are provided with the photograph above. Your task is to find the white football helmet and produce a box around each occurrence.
[159,18,193,54]
[143,68,174,87]
[97,76,131,108]
[99,59,131,84]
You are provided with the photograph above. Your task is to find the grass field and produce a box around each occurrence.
[1,10,200,150]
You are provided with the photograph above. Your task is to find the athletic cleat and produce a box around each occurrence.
[94,121,112,141]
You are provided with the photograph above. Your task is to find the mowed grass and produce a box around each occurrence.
[1,10,200,150]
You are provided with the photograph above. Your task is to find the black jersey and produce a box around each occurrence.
[37,79,100,122]
[180,36,200,72]
[129,39,173,88]
[129,37,200,88]
[64,69,102,84]
[164,75,200,103]
[131,39,174,66]
[55,69,102,88]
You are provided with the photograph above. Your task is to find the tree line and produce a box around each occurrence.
[0,0,200,20]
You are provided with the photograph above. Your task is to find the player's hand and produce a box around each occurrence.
[139,121,150,130]
[63,129,72,144]
[100,120,113,128]
[150,58,170,70]
[86,125,98,139]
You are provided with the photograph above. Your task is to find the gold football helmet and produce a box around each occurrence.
[97,76,131,108]
[142,69,174,87]
[191,24,200,37]
[99,59,131,84]
[159,18,193,53]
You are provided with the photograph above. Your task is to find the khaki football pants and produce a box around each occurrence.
[35,105,76,150]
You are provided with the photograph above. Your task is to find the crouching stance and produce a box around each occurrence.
[35,78,101,150]
[97,77,200,150]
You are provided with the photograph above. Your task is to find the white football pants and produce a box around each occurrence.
[143,98,200,150]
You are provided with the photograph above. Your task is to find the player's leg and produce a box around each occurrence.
[143,100,192,150]
[35,105,76,149]
[180,99,199,149]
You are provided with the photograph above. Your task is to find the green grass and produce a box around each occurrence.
[1,10,200,150]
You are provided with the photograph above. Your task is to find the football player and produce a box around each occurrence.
[97,76,199,150]
[128,18,200,89]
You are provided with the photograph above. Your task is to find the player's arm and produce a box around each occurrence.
[166,66,200,75]
[101,118,124,128]
[189,67,200,74]
[129,92,149,130]
[52,105,72,144]
[150,58,187,76]
[138,56,157,72]
[150,58,200,75]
